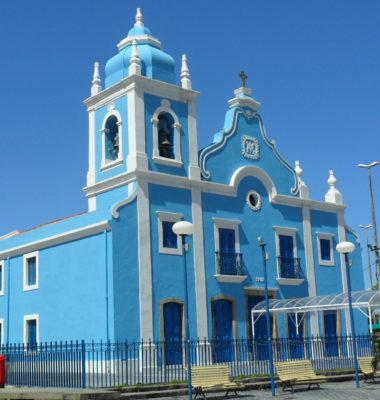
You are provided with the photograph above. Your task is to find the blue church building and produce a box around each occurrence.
[0,9,366,347]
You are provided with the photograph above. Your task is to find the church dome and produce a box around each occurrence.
[105,9,176,88]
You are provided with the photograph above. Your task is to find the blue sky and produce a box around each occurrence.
[0,1,379,286]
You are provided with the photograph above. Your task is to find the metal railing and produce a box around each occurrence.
[215,252,244,276]
[0,335,374,388]
[277,256,302,279]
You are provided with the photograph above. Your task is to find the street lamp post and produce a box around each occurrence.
[258,237,276,397]
[336,241,359,388]
[358,162,380,289]
[359,224,373,289]
[172,221,194,400]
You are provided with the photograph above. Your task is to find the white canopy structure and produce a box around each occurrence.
[251,290,380,336]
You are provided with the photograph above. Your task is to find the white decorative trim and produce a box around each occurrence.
[246,190,262,211]
[191,188,208,339]
[112,182,138,219]
[83,168,346,216]
[137,181,153,339]
[316,232,335,266]
[188,101,201,180]
[199,108,299,195]
[156,211,184,255]
[86,110,96,188]
[100,110,123,169]
[241,135,259,160]
[117,34,162,51]
[0,221,111,259]
[152,156,183,168]
[151,106,182,164]
[0,261,4,296]
[127,85,148,172]
[215,275,247,283]
[276,278,304,286]
[23,251,39,291]
[301,206,319,335]
[23,314,40,345]
[84,75,199,112]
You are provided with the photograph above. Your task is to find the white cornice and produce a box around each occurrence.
[83,75,199,111]
[0,221,110,259]
[84,169,345,214]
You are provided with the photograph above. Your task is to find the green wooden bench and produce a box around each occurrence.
[358,356,380,382]
[274,360,327,392]
[191,364,243,399]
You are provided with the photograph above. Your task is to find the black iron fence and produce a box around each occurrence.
[215,251,244,276]
[277,256,302,279]
[1,335,374,388]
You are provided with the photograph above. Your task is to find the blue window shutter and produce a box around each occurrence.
[320,239,331,261]
[28,320,37,346]
[219,229,235,253]
[162,221,177,248]
[27,257,36,286]
[279,235,294,257]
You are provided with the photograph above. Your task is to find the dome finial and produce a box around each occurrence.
[91,62,102,96]
[129,39,141,76]
[135,8,144,27]
[325,169,343,204]
[181,54,192,90]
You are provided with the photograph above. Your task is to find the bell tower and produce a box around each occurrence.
[83,9,200,212]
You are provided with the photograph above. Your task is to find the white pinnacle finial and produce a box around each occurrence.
[180,54,192,90]
[135,8,144,27]
[91,62,102,96]
[325,169,343,204]
[295,160,309,199]
[295,160,303,179]
[129,39,141,76]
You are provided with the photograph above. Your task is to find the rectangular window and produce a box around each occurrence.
[23,251,39,291]
[0,261,4,296]
[213,218,243,277]
[24,314,39,350]
[157,211,184,255]
[274,227,301,281]
[317,233,335,266]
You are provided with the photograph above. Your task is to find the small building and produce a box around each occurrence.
[0,9,366,347]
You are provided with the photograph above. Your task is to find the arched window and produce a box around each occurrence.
[157,112,175,159]
[104,115,119,162]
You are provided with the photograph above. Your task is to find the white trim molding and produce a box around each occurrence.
[23,314,40,345]
[0,260,4,296]
[23,251,39,291]
[100,109,123,170]
[0,221,111,259]
[316,232,335,266]
[152,102,182,166]
[156,211,184,255]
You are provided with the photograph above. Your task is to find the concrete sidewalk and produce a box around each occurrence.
[157,381,380,400]
[0,387,120,399]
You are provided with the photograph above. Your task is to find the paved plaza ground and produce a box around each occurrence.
[159,381,380,400]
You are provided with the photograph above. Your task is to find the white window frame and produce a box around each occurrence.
[273,226,298,279]
[23,314,40,346]
[0,319,4,346]
[213,218,241,254]
[23,251,39,291]
[157,211,184,255]
[100,110,123,171]
[151,102,183,168]
[0,261,4,296]
[317,232,335,266]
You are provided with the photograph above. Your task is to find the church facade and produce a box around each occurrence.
[0,9,366,346]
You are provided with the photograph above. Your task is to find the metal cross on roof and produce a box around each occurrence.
[239,71,248,87]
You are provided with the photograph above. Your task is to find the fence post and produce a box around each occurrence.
[81,340,86,388]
